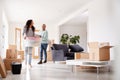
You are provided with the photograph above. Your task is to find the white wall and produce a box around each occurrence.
[87,0,120,60]
[88,0,117,44]
[8,24,16,44]
[0,1,2,57]
[3,11,9,48]
[114,45,120,80]
[0,1,9,58]
[113,0,120,80]
[8,22,27,44]
[59,23,87,51]
[1,11,9,58]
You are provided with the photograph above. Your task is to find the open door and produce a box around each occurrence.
[15,28,21,50]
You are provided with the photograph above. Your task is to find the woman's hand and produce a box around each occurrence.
[39,35,41,38]
[24,36,26,39]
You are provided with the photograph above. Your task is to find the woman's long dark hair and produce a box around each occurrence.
[25,19,35,34]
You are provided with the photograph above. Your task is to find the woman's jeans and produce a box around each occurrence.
[40,43,48,61]
[25,47,33,65]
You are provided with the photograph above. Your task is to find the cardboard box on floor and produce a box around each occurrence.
[75,52,89,59]
[6,45,17,59]
[17,50,24,60]
[9,44,16,49]
[0,56,7,78]
[6,49,17,59]
[88,42,113,61]
[9,44,17,54]
[6,49,12,59]
[47,51,52,61]
[4,58,21,70]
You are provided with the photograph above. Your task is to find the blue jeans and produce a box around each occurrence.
[25,47,32,65]
[40,43,48,61]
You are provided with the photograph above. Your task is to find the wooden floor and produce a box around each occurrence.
[1,59,113,80]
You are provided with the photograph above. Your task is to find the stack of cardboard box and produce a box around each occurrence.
[74,42,113,61]
[88,42,113,61]
[4,45,22,70]
[74,42,112,69]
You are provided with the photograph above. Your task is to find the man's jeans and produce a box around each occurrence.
[40,43,48,61]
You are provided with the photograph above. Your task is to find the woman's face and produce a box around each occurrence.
[30,21,34,27]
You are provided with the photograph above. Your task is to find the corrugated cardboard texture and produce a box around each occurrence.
[75,53,81,59]
[9,45,17,58]
[6,49,17,59]
[88,42,99,48]
[47,51,52,61]
[6,49,12,59]
[88,42,112,61]
[80,53,89,59]
[9,45,17,50]
[0,56,7,78]
[8,45,17,59]
[75,52,89,59]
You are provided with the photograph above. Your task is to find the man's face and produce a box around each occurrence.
[42,24,46,30]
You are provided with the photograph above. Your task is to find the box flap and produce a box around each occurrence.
[88,42,99,48]
[100,46,113,49]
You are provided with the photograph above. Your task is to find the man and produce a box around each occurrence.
[38,24,48,64]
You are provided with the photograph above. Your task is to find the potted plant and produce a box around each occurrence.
[60,34,80,45]
[69,35,80,44]
[60,34,69,44]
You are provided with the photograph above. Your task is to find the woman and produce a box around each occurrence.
[23,19,35,67]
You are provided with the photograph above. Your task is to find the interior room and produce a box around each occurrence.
[0,0,120,80]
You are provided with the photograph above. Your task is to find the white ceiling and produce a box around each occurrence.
[3,0,91,26]
[62,11,88,26]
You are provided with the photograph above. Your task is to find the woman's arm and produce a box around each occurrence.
[23,27,27,39]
